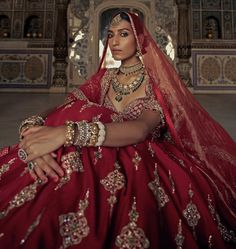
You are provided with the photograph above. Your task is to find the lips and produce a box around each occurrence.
[112,49,122,53]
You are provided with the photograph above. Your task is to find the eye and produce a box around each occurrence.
[107,32,113,39]
[120,31,129,37]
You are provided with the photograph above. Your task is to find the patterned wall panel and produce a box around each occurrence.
[192,50,236,90]
[0,49,53,88]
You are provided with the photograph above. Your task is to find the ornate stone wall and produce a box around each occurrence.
[192,50,236,90]
[191,0,236,91]
[0,49,53,88]
[0,0,55,90]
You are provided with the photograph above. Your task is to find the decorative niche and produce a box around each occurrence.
[24,15,43,38]
[0,15,11,38]
[191,0,236,40]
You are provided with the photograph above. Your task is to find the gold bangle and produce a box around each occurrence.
[64,121,75,147]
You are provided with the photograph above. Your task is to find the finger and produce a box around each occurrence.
[22,126,43,136]
[51,152,57,158]
[28,169,38,181]
[35,156,60,182]
[43,154,64,177]
[33,160,48,183]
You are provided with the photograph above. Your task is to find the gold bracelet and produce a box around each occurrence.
[19,115,45,135]
[64,121,75,147]
[87,123,99,146]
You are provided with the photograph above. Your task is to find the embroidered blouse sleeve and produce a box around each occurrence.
[143,84,165,129]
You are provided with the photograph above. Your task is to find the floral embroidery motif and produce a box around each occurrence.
[100,162,125,212]
[132,151,142,170]
[94,147,103,165]
[55,151,84,191]
[59,191,90,249]
[175,219,184,249]
[20,210,44,245]
[0,157,16,180]
[115,198,150,249]
[148,164,169,209]
[183,186,200,236]
[208,195,236,243]
[0,180,42,219]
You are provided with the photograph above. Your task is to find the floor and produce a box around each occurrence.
[0,93,235,148]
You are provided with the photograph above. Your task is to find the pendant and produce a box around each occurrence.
[115,95,122,102]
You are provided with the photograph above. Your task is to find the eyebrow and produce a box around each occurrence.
[107,28,132,33]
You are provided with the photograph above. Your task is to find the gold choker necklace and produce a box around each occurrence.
[119,61,143,76]
[112,69,145,102]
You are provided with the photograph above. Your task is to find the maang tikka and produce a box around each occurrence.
[111,14,122,26]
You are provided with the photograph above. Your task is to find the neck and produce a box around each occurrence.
[121,57,140,67]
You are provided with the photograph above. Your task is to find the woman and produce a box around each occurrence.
[0,11,236,249]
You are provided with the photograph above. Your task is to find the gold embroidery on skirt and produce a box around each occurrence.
[20,210,44,245]
[94,146,103,165]
[182,185,200,238]
[115,197,150,249]
[208,195,236,243]
[132,151,142,171]
[208,235,213,248]
[168,170,175,194]
[0,157,17,180]
[148,164,169,209]
[100,162,125,213]
[175,219,185,249]
[55,151,84,191]
[59,190,90,249]
[0,179,42,219]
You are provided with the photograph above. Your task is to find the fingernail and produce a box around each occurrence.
[53,176,59,182]
[43,178,48,183]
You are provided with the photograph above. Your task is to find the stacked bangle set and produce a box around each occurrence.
[64,120,106,147]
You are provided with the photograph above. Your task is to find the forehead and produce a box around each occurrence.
[109,19,132,32]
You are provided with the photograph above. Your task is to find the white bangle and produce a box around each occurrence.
[95,121,106,146]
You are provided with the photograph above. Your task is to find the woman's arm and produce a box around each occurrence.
[104,110,160,146]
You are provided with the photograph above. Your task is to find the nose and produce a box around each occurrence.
[112,34,119,46]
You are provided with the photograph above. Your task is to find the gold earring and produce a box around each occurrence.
[136,50,142,58]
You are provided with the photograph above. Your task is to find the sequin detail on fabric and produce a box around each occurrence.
[59,191,90,249]
[183,186,200,237]
[208,195,236,243]
[20,210,44,245]
[55,151,84,191]
[175,219,185,249]
[100,162,125,212]
[0,158,16,180]
[0,180,42,219]
[115,198,150,249]
[148,164,169,209]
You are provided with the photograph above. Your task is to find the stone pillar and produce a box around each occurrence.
[175,0,192,87]
[53,0,69,87]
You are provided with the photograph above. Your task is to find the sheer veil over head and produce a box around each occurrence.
[98,11,236,218]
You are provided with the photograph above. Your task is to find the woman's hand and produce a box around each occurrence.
[19,125,66,162]
[29,153,64,182]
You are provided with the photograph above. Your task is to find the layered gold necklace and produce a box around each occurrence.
[112,66,145,102]
[119,61,143,76]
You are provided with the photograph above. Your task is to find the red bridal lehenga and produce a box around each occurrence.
[0,12,236,249]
